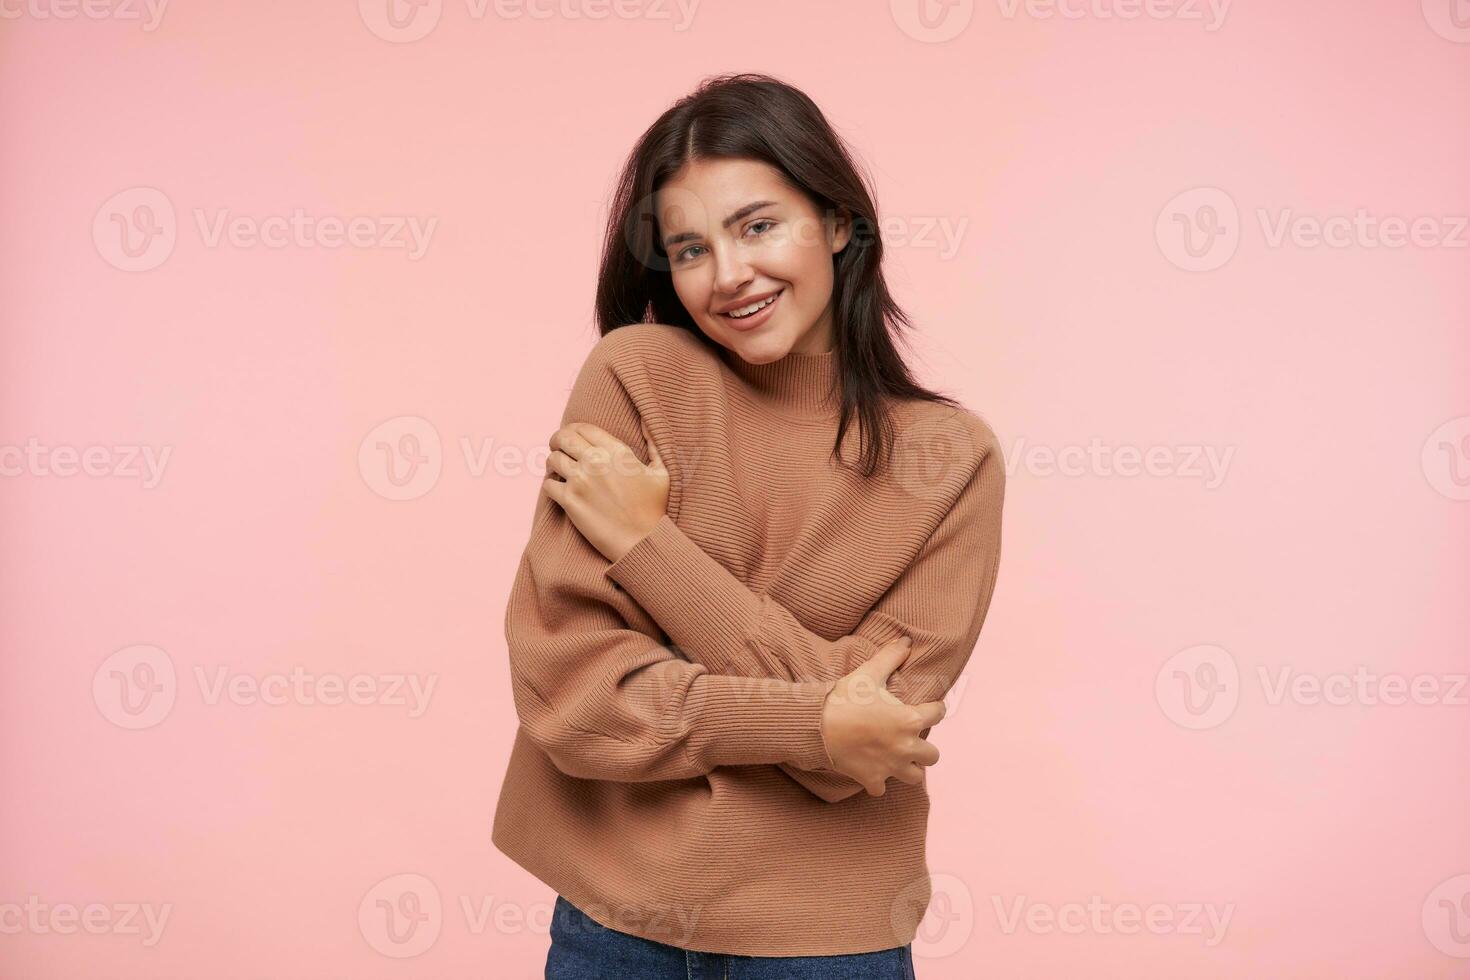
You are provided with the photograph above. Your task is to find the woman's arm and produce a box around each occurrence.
[605,434,1003,701]
[606,444,1005,802]
[502,338,840,782]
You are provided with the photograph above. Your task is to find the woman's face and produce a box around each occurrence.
[655,157,851,363]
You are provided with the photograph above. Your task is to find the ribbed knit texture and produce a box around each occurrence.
[491,322,1005,956]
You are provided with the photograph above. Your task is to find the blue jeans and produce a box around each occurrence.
[546,895,917,979]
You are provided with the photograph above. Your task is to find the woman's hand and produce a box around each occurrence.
[819,637,945,797]
[543,420,669,563]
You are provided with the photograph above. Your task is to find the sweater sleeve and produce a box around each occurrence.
[605,428,1005,802]
[502,337,839,782]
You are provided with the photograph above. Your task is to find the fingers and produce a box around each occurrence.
[551,423,643,477]
[894,762,926,786]
[915,698,947,730]
[545,449,575,481]
[910,737,940,767]
[549,424,619,463]
[863,636,914,678]
[562,422,620,452]
[548,425,593,459]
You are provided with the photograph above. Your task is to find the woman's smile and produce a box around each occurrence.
[718,287,783,331]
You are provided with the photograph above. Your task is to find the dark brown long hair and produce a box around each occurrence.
[593,72,962,478]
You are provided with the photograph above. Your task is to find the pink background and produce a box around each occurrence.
[3,1,1468,977]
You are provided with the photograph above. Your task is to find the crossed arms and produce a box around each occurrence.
[502,340,1004,802]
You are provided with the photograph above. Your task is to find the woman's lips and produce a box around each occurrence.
[719,288,783,331]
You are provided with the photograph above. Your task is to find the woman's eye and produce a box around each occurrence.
[673,223,771,262]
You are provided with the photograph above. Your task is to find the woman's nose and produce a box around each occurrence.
[711,246,754,294]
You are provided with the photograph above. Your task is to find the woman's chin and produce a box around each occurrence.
[724,331,792,364]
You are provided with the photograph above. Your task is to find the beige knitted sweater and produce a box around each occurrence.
[491,322,1005,956]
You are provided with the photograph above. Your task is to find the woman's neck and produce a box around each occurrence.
[716,342,842,419]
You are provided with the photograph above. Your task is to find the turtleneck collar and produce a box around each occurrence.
[716,342,842,419]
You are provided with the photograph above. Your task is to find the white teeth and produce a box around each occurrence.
[725,293,779,318]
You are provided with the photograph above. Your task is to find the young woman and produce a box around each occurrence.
[491,73,1005,979]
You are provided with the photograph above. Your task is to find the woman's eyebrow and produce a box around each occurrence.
[661,200,778,247]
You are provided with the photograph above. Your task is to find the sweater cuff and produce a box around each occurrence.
[687,675,837,772]
[606,514,763,670]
